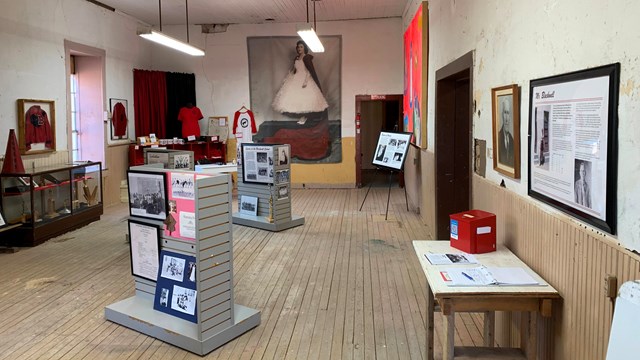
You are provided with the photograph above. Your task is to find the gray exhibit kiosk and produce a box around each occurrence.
[232,143,304,231]
[105,165,260,355]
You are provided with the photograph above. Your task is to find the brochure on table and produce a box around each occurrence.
[153,250,198,323]
[424,253,478,265]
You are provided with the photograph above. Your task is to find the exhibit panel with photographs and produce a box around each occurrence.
[128,171,167,221]
[372,132,412,171]
[528,63,619,234]
[128,219,161,282]
[153,250,198,323]
[106,167,261,355]
[242,144,275,184]
[164,172,196,240]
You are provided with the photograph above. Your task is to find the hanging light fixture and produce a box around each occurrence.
[139,0,205,56]
[297,0,324,53]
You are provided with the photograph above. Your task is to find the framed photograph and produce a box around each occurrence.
[240,195,258,216]
[275,169,290,184]
[491,84,520,178]
[127,170,168,221]
[528,63,619,234]
[109,98,129,141]
[128,219,161,282]
[372,132,412,171]
[276,185,289,200]
[242,143,275,184]
[153,250,198,323]
[277,145,290,166]
[17,99,55,155]
[207,116,229,142]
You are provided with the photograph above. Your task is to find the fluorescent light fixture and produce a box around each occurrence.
[139,30,205,56]
[296,24,324,53]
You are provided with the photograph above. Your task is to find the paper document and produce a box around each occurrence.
[424,253,478,265]
[440,266,540,286]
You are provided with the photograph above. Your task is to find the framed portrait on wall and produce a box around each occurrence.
[491,84,520,178]
[109,98,129,142]
[528,63,620,234]
[17,99,55,155]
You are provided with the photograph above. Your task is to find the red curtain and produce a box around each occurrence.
[134,69,167,138]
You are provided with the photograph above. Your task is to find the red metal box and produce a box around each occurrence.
[449,210,496,254]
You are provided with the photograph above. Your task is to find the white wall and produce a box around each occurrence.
[149,18,404,142]
[405,0,640,250]
[0,0,151,159]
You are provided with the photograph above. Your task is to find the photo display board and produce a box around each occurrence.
[127,170,168,221]
[164,172,196,241]
[128,219,161,282]
[528,63,619,234]
[372,132,412,171]
[153,250,198,323]
[242,143,275,184]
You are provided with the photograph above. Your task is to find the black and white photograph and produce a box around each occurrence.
[128,220,161,282]
[187,262,197,282]
[278,146,290,165]
[159,288,169,307]
[491,84,520,178]
[257,152,268,163]
[276,169,290,184]
[371,132,412,171]
[574,159,592,209]
[127,171,167,221]
[258,167,268,176]
[173,154,191,169]
[277,185,289,200]
[240,195,258,216]
[171,285,197,315]
[528,63,619,234]
[170,173,195,200]
[160,255,186,282]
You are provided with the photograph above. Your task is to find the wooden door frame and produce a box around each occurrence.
[355,94,403,187]
[434,51,474,239]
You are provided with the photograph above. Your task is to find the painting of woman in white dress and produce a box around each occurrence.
[247,36,342,163]
[272,40,328,125]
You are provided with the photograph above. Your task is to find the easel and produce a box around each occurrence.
[359,167,408,220]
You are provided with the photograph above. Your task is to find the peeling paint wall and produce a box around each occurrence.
[405,0,640,251]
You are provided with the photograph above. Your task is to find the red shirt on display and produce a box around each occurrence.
[177,106,203,138]
[111,102,128,137]
[25,105,53,150]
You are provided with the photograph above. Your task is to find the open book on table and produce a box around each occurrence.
[439,266,540,286]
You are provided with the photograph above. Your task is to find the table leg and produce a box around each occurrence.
[522,311,538,360]
[442,300,455,360]
[483,311,495,347]
[426,285,434,360]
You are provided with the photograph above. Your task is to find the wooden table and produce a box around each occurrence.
[413,241,560,360]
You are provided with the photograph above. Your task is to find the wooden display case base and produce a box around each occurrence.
[232,213,304,232]
[105,294,261,356]
[0,206,103,247]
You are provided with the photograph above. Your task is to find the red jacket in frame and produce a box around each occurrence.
[25,105,53,150]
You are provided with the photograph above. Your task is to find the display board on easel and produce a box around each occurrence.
[372,131,412,171]
[361,131,412,220]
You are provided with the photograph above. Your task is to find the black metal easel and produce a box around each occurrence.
[359,167,408,220]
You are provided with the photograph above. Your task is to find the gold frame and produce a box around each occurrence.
[17,99,56,155]
[491,85,520,178]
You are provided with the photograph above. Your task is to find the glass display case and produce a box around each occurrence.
[0,161,103,246]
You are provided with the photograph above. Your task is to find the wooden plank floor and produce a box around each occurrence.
[0,187,488,359]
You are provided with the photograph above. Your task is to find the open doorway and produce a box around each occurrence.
[434,52,473,239]
[65,41,106,167]
[355,95,403,187]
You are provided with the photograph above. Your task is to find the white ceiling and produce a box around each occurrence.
[91,0,408,26]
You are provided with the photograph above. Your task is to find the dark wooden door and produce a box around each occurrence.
[435,58,472,240]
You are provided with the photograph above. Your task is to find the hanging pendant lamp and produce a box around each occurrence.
[139,0,205,56]
[297,0,324,53]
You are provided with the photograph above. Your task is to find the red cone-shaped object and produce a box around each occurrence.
[2,129,25,174]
